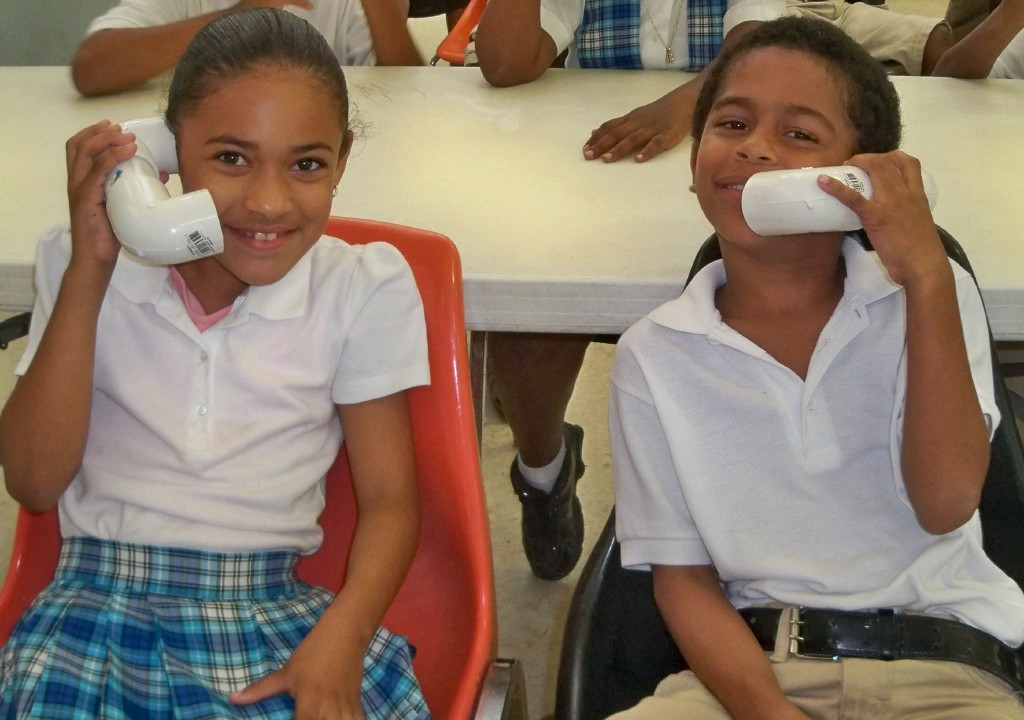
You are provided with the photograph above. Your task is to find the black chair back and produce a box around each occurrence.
[554,229,1024,720]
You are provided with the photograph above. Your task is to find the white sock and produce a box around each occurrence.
[517,441,567,494]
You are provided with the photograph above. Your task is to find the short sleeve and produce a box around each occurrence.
[723,0,785,35]
[540,0,586,55]
[955,264,1000,438]
[991,28,1024,79]
[610,333,713,571]
[15,226,73,378]
[85,0,193,35]
[331,242,430,405]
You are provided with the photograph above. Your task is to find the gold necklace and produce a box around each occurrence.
[640,0,684,66]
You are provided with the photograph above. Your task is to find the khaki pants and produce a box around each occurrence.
[608,655,1024,719]
[785,0,943,75]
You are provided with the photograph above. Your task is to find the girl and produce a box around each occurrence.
[0,8,431,719]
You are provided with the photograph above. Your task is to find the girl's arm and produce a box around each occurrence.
[474,0,560,86]
[820,151,990,535]
[361,0,424,65]
[232,391,420,719]
[71,0,312,96]
[0,121,136,512]
[652,565,811,720]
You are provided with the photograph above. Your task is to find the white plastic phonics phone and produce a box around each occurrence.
[104,117,224,264]
[741,166,938,236]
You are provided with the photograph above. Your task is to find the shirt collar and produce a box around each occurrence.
[109,244,315,323]
[648,234,903,334]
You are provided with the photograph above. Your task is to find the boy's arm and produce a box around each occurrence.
[931,0,1024,78]
[232,392,420,717]
[361,0,424,65]
[0,122,136,511]
[652,565,812,720]
[582,20,760,163]
[820,151,990,535]
[71,0,312,96]
[474,0,560,86]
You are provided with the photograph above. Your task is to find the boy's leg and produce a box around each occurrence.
[603,670,736,720]
[845,658,1024,719]
[606,658,845,720]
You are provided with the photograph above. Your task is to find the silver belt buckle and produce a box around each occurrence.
[788,607,838,661]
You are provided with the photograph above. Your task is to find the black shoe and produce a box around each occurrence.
[510,423,585,581]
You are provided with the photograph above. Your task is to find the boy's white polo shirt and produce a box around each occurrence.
[611,236,1024,646]
[18,227,429,554]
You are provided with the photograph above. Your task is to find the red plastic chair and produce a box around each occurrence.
[0,217,525,720]
[431,0,487,65]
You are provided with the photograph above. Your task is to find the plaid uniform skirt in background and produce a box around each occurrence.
[0,537,431,719]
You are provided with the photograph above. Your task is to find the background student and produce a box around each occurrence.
[72,0,422,97]
[473,0,777,582]
[931,0,1024,78]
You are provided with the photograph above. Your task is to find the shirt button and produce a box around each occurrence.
[197,405,208,416]
[199,351,208,362]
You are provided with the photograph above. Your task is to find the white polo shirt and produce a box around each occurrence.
[86,0,375,66]
[540,0,784,69]
[18,227,429,554]
[611,236,1024,646]
[991,28,1024,79]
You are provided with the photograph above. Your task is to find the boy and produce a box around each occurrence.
[609,16,1024,719]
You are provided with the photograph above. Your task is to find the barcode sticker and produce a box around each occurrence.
[841,171,867,195]
[186,230,217,257]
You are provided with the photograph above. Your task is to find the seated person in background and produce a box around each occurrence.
[474,0,779,584]
[786,0,953,75]
[475,0,777,162]
[609,15,1024,719]
[931,0,1024,77]
[409,0,468,31]
[72,0,422,96]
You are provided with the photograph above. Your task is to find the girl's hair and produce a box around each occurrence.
[691,16,902,155]
[166,8,349,135]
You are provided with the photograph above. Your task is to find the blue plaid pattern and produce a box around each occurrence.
[686,0,728,68]
[574,0,728,70]
[576,0,644,69]
[0,538,430,719]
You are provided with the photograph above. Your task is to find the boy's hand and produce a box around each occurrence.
[230,615,366,720]
[66,120,137,273]
[817,151,948,288]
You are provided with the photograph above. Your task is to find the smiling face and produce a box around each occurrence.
[172,64,351,312]
[690,47,858,245]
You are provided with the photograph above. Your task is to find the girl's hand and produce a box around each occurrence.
[816,151,948,289]
[65,120,137,273]
[230,615,366,720]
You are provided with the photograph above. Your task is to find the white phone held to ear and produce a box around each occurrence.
[741,166,938,236]
[104,117,224,264]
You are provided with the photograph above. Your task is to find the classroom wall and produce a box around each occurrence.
[0,0,118,66]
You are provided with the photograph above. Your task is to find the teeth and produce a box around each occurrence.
[253,232,278,242]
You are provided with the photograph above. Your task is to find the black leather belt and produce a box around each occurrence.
[740,607,1024,692]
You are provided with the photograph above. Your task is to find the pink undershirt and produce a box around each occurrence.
[168,266,233,332]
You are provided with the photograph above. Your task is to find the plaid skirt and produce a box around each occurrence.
[0,537,430,719]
